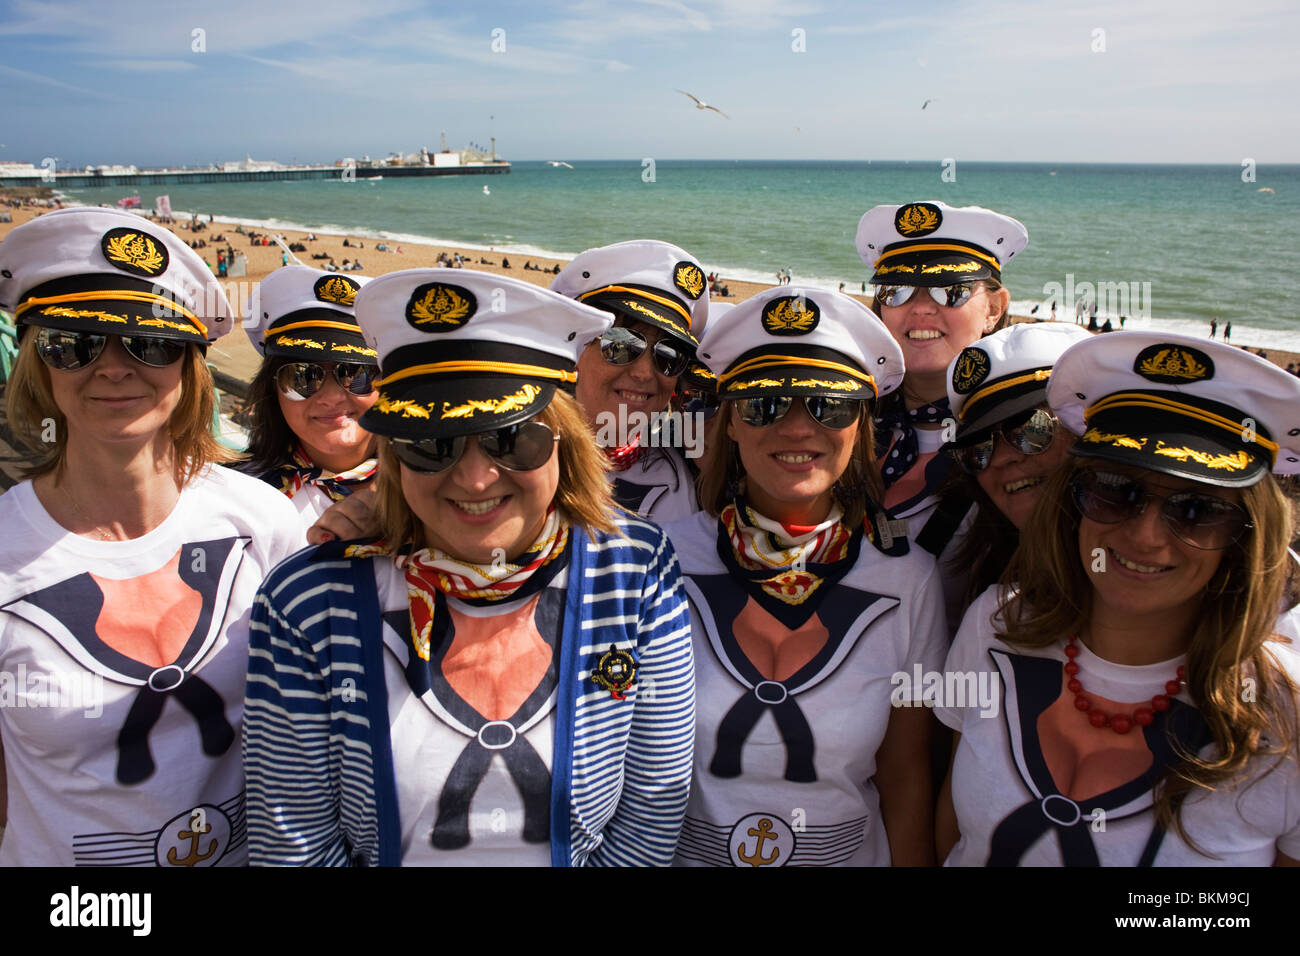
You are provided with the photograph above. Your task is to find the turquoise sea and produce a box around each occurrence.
[64,160,1300,351]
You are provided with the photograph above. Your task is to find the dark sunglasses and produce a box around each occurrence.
[35,327,188,370]
[275,362,378,401]
[599,326,691,378]
[735,395,863,430]
[951,408,1060,474]
[391,421,560,474]
[876,283,982,309]
[1070,469,1251,551]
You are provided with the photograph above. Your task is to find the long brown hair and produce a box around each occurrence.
[1001,458,1299,849]
[695,398,883,526]
[374,389,619,551]
[4,331,232,484]
[240,355,299,475]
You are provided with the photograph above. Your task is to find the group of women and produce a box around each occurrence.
[0,201,1297,867]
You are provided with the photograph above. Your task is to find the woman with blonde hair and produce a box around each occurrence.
[665,286,946,866]
[937,332,1300,865]
[244,270,695,866]
[0,207,303,865]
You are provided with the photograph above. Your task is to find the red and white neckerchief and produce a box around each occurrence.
[721,500,853,606]
[603,440,644,472]
[275,444,377,502]
[393,508,568,661]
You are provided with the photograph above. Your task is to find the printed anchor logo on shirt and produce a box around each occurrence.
[0,537,248,785]
[71,794,246,867]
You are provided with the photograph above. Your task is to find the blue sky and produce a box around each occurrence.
[1,0,1296,168]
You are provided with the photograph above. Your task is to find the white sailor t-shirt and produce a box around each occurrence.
[938,586,1300,866]
[0,467,303,866]
[610,447,699,524]
[374,549,571,865]
[665,510,947,867]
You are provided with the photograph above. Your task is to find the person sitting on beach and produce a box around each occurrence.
[376,243,388,252]
[855,200,1026,632]
[552,240,709,523]
[240,266,379,530]
[501,257,510,268]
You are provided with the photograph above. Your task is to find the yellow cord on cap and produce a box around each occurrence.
[578,284,692,334]
[958,369,1051,421]
[16,290,209,338]
[874,242,1002,272]
[376,360,578,388]
[1086,392,1279,457]
[267,318,362,336]
[719,354,877,394]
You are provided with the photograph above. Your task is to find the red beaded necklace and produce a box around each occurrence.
[1064,635,1185,735]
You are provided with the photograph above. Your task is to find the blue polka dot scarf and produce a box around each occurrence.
[873,391,951,489]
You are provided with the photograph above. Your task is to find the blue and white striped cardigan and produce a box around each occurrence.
[243,517,695,866]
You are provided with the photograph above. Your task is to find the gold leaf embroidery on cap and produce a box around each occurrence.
[621,300,662,323]
[674,262,705,300]
[895,203,941,236]
[952,347,991,395]
[441,383,542,419]
[1082,427,1148,451]
[921,260,981,274]
[1153,444,1248,471]
[730,377,784,390]
[275,336,325,349]
[104,233,166,276]
[762,298,818,334]
[791,378,861,390]
[1137,347,1208,382]
[875,263,917,275]
[374,395,432,418]
[43,306,129,324]
[137,317,193,333]
[316,276,359,306]
[331,343,378,356]
[409,285,473,327]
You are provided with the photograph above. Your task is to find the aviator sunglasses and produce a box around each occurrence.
[876,283,983,309]
[735,395,864,430]
[276,362,378,401]
[391,421,560,474]
[952,408,1060,474]
[599,326,692,378]
[1070,469,1251,551]
[35,327,188,371]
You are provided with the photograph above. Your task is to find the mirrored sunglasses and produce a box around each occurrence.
[275,362,378,401]
[1070,469,1251,551]
[876,283,981,309]
[599,326,691,378]
[952,408,1059,474]
[735,395,864,430]
[391,421,560,474]
[35,327,188,371]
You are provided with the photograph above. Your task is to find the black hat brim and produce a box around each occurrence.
[361,374,556,440]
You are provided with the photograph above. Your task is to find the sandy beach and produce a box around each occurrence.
[4,202,1299,384]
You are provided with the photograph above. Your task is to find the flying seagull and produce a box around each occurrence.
[545,161,575,168]
[921,98,935,110]
[676,89,729,119]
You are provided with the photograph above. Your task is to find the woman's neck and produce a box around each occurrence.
[743,487,835,528]
[902,375,948,413]
[1081,601,1197,666]
[303,438,377,475]
[35,432,182,540]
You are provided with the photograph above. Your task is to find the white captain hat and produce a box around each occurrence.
[1047,330,1300,487]
[551,239,709,349]
[354,269,613,439]
[250,266,376,363]
[697,285,904,400]
[856,200,1028,287]
[0,206,233,343]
